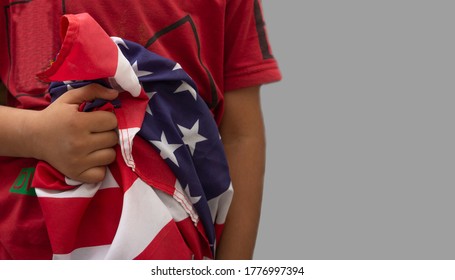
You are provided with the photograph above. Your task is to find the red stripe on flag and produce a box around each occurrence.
[132,136,177,195]
[37,187,123,254]
[134,221,193,260]
[175,218,213,260]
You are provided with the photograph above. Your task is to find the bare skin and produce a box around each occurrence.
[217,86,266,259]
[0,84,119,183]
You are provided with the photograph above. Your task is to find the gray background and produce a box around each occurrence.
[255,0,455,259]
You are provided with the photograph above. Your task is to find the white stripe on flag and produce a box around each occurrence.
[112,41,141,97]
[155,189,190,222]
[104,178,173,259]
[34,168,119,198]
[173,180,199,224]
[52,245,111,260]
[119,127,141,170]
[207,183,234,224]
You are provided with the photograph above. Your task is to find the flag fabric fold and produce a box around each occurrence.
[32,13,233,260]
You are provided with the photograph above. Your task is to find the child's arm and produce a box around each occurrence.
[217,86,266,259]
[0,84,119,183]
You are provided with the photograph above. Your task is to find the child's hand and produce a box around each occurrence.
[31,84,119,183]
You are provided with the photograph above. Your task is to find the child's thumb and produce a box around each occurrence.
[57,84,119,105]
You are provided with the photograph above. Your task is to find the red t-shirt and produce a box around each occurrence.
[0,0,281,259]
[0,0,281,120]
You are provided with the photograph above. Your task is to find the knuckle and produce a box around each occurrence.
[91,167,107,182]
[66,114,84,131]
[81,167,106,184]
[67,138,84,152]
[62,165,80,181]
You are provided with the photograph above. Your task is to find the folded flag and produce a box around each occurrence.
[33,13,233,260]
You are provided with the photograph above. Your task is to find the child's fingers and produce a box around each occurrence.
[56,84,119,105]
[77,148,117,183]
[88,131,119,151]
[81,110,118,133]
[77,166,109,184]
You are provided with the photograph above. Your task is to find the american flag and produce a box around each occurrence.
[32,13,233,260]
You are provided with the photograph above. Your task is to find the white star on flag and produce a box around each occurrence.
[184,184,201,204]
[174,180,202,206]
[172,63,182,71]
[174,80,197,100]
[150,132,182,167]
[177,120,207,156]
[132,61,153,77]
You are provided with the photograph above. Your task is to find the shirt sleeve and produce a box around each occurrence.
[223,0,282,92]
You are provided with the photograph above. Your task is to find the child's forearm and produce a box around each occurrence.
[217,135,265,259]
[0,105,41,158]
[216,86,266,259]
[0,84,119,183]
[0,82,37,158]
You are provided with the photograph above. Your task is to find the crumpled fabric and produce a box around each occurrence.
[32,13,233,260]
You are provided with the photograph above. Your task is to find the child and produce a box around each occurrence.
[0,0,281,259]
